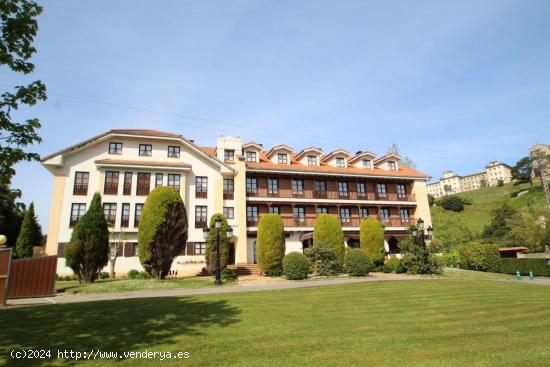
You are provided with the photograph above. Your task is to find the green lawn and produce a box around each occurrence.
[431,181,547,236]
[442,267,515,280]
[2,280,550,366]
[56,277,221,294]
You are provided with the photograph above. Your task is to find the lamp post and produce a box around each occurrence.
[203,218,233,285]
[0,235,7,247]
[411,218,433,248]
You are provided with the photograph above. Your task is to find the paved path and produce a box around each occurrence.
[5,273,435,308]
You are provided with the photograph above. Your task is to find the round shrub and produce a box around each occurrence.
[313,214,345,264]
[304,246,341,276]
[257,214,286,275]
[99,271,110,279]
[344,249,372,277]
[127,269,141,279]
[360,217,385,266]
[221,268,238,282]
[439,195,465,212]
[283,252,309,280]
[439,251,461,268]
[385,257,401,273]
[457,242,501,272]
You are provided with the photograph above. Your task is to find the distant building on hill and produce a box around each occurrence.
[530,144,550,180]
[427,161,512,198]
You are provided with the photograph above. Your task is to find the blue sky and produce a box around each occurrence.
[6,0,550,230]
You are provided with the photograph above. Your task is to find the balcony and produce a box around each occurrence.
[247,188,415,201]
[104,184,118,195]
[73,184,88,196]
[136,186,149,196]
[223,192,234,200]
[246,215,414,228]
[195,219,207,228]
[196,191,208,199]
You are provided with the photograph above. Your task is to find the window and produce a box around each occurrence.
[338,182,348,197]
[139,144,152,156]
[195,206,208,228]
[376,183,387,197]
[380,208,390,222]
[362,159,372,169]
[136,173,150,196]
[360,207,369,218]
[388,161,397,171]
[307,155,317,166]
[109,142,122,155]
[277,153,288,164]
[168,174,180,190]
[293,207,305,222]
[223,207,234,219]
[245,151,257,162]
[223,179,234,199]
[314,180,327,197]
[155,173,163,187]
[73,172,89,195]
[131,243,139,256]
[196,176,208,198]
[104,171,119,195]
[167,146,180,158]
[340,208,351,223]
[224,149,235,162]
[269,206,280,214]
[194,242,206,255]
[317,207,328,215]
[247,206,259,223]
[356,182,366,197]
[123,172,132,195]
[268,178,278,195]
[397,184,406,198]
[103,203,117,227]
[292,179,304,195]
[336,157,345,167]
[70,203,86,227]
[121,203,130,228]
[246,178,257,194]
[399,208,409,222]
[134,204,143,227]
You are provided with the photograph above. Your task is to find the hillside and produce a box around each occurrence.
[430,181,548,237]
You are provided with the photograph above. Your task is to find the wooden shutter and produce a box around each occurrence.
[186,242,194,255]
[124,242,133,257]
[57,243,66,257]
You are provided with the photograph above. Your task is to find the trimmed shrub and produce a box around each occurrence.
[344,249,371,276]
[99,271,110,279]
[205,214,231,275]
[439,195,465,212]
[304,246,341,276]
[127,269,141,279]
[283,252,309,280]
[138,187,188,279]
[313,214,345,264]
[500,258,550,277]
[65,193,109,283]
[360,217,385,266]
[385,257,401,273]
[221,268,238,282]
[14,202,42,258]
[256,214,286,275]
[439,251,461,268]
[457,242,501,273]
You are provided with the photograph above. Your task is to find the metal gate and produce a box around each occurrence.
[0,248,12,306]
[7,256,57,299]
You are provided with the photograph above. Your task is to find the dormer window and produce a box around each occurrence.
[246,151,257,162]
[224,149,235,162]
[278,153,288,164]
[362,159,372,169]
[336,157,345,167]
[109,142,122,155]
[388,161,397,171]
[139,144,152,157]
[167,146,180,158]
[307,155,317,166]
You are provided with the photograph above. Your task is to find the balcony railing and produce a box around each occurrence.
[246,215,414,228]
[105,215,116,227]
[195,219,207,228]
[121,217,129,228]
[247,188,415,201]
[196,191,208,199]
[104,184,118,195]
[134,218,140,228]
[223,192,234,200]
[73,184,88,196]
[136,186,150,196]
[123,184,132,195]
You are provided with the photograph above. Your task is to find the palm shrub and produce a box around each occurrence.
[205,213,231,275]
[304,246,341,276]
[138,187,188,279]
[14,202,42,258]
[256,213,286,275]
[360,217,385,267]
[313,214,345,264]
[283,252,309,280]
[457,242,501,273]
[65,193,109,283]
[344,249,372,276]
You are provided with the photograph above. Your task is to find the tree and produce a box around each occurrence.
[205,213,231,275]
[386,143,416,169]
[508,208,548,253]
[428,194,435,207]
[439,195,465,212]
[512,157,532,188]
[14,201,41,258]
[1,0,47,185]
[256,213,285,275]
[359,217,385,266]
[431,216,473,252]
[313,214,345,264]
[64,193,109,283]
[138,187,188,279]
[482,203,516,244]
[0,183,24,248]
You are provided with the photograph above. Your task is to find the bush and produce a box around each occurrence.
[382,265,391,273]
[360,217,385,267]
[500,258,550,277]
[221,268,238,282]
[256,214,286,275]
[205,214,231,275]
[457,242,501,273]
[99,271,110,279]
[313,214,345,265]
[428,194,435,207]
[138,187,188,279]
[439,195,465,212]
[127,269,141,279]
[439,251,461,268]
[283,252,309,280]
[497,179,504,187]
[304,246,341,276]
[344,249,371,276]
[385,257,401,273]
[399,237,442,275]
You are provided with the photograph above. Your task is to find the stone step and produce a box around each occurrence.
[227,264,261,275]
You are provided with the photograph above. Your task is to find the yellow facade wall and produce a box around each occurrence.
[411,179,432,228]
[45,175,66,256]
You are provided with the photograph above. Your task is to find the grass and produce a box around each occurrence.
[55,277,221,294]
[2,279,550,366]
[431,181,547,236]
[442,267,514,281]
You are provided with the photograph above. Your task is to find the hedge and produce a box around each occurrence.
[360,217,385,266]
[457,242,501,273]
[313,214,345,264]
[500,258,550,277]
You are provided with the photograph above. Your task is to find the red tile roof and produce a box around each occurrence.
[110,129,181,138]
[199,147,217,158]
[95,159,191,168]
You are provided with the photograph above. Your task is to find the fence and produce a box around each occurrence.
[7,256,57,299]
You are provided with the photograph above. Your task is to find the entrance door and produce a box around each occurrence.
[253,241,257,264]
[228,243,235,265]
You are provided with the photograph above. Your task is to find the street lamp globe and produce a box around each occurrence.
[215,217,222,229]
[202,227,210,240]
[0,235,7,246]
[411,226,417,237]
[427,226,434,237]
[417,218,424,231]
[226,226,233,239]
